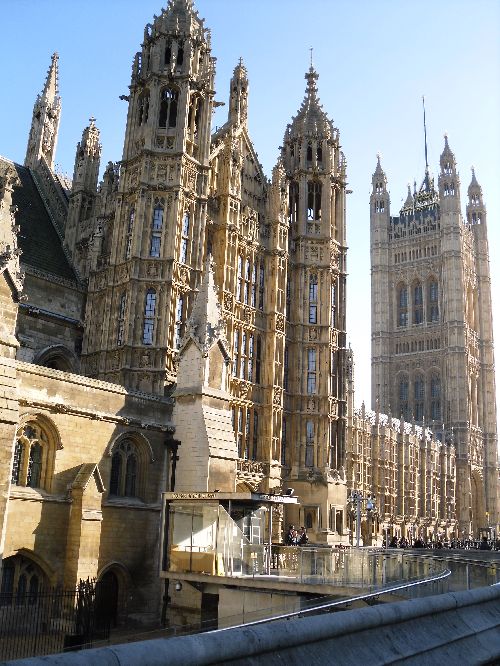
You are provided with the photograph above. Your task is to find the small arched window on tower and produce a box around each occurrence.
[258,261,265,310]
[164,42,172,66]
[142,289,157,345]
[414,375,425,422]
[180,211,190,263]
[307,348,317,394]
[430,374,441,421]
[188,95,203,141]
[428,280,439,322]
[317,142,323,163]
[413,282,423,325]
[309,274,318,324]
[306,142,313,163]
[159,88,178,128]
[116,292,127,346]
[176,42,184,69]
[397,285,408,327]
[307,181,322,233]
[399,375,409,421]
[150,204,164,257]
[137,91,149,126]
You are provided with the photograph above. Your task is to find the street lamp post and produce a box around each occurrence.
[349,491,376,547]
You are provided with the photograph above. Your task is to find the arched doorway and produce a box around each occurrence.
[96,569,120,630]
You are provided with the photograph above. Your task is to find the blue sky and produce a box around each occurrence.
[2,0,500,419]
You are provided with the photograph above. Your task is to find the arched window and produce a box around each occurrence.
[109,440,140,498]
[258,261,265,310]
[397,285,408,327]
[431,374,441,420]
[0,555,46,602]
[164,43,171,66]
[317,143,323,163]
[307,181,322,223]
[428,280,439,322]
[13,422,55,491]
[117,293,127,346]
[255,336,262,384]
[150,204,163,257]
[176,43,184,68]
[283,345,289,391]
[281,416,287,466]
[306,142,313,162]
[309,274,318,324]
[414,375,425,422]
[159,88,178,128]
[180,212,189,263]
[143,289,157,345]
[413,282,423,324]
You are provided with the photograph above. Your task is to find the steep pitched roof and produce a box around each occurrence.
[4,159,76,281]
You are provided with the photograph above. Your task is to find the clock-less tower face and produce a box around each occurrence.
[370,138,499,536]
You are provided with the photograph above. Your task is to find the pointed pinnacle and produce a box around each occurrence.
[42,52,59,100]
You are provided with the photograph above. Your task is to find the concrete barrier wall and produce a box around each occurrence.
[7,585,500,666]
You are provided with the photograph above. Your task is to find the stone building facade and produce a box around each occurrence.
[370,141,500,537]
[0,0,495,628]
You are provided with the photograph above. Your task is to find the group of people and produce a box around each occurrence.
[285,525,309,546]
[386,535,500,551]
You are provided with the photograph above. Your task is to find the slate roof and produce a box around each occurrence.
[5,159,76,281]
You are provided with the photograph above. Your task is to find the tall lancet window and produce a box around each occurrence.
[399,375,409,421]
[143,289,157,345]
[117,293,127,346]
[289,181,299,225]
[307,348,317,394]
[413,282,423,325]
[307,181,322,233]
[414,375,425,422]
[125,207,135,259]
[150,205,163,257]
[137,91,149,125]
[428,280,439,322]
[305,421,314,467]
[397,285,408,327]
[180,212,189,263]
[309,274,318,324]
[175,295,184,349]
[430,374,441,420]
[159,88,178,128]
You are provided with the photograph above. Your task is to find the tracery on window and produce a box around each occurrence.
[232,406,259,460]
[288,181,299,225]
[109,440,139,498]
[175,294,185,349]
[159,87,178,128]
[12,422,53,491]
[307,181,322,231]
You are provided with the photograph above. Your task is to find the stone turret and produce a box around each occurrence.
[65,118,102,275]
[25,53,61,171]
[173,257,237,492]
[228,58,248,126]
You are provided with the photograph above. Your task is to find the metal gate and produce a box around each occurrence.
[0,578,111,661]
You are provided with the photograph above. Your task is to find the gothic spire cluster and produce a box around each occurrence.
[286,66,335,139]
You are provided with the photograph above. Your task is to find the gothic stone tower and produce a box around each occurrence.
[82,0,214,392]
[280,67,348,533]
[370,137,499,536]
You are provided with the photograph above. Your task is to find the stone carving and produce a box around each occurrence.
[276,314,285,332]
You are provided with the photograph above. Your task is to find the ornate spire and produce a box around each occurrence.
[286,65,334,139]
[467,167,485,224]
[24,52,62,170]
[42,52,59,102]
[181,256,230,358]
[228,57,248,126]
